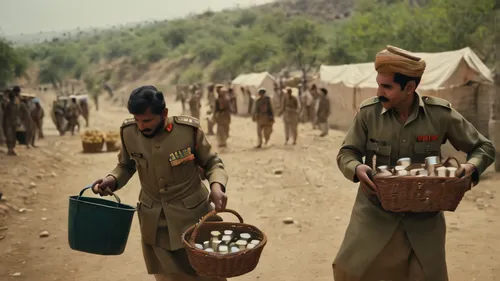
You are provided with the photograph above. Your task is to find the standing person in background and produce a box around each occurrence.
[252,88,274,148]
[279,87,300,145]
[316,88,331,137]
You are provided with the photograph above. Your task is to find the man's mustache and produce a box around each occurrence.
[378,96,389,102]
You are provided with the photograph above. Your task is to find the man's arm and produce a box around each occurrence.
[336,112,368,183]
[107,127,137,190]
[195,128,228,192]
[446,109,495,185]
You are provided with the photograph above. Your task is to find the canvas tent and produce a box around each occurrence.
[231,72,276,115]
[317,47,494,135]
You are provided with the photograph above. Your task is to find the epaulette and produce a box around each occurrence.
[359,97,380,109]
[120,118,136,128]
[422,96,451,108]
[174,115,201,128]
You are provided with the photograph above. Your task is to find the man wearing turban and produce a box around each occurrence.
[333,46,495,280]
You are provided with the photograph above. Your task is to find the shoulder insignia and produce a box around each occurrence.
[174,115,201,128]
[120,118,136,128]
[359,97,380,109]
[422,96,451,108]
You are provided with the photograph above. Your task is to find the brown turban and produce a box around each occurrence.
[375,45,426,77]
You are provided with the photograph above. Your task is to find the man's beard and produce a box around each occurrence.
[140,117,165,138]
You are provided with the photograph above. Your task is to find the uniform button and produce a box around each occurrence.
[157,164,162,167]
[159,177,164,181]
[402,140,407,143]
[155,145,160,149]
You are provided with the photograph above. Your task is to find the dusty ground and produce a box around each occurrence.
[0,92,499,281]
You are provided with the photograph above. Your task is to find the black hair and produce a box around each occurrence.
[127,85,166,115]
[320,88,328,95]
[12,86,20,94]
[393,73,421,90]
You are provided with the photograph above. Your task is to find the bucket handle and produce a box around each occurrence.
[80,185,122,204]
[188,209,244,244]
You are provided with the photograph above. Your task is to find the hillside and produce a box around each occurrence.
[9,0,495,98]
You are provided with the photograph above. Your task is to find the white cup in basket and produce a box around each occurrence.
[397,157,411,168]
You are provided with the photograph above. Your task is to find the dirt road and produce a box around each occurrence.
[1,93,499,281]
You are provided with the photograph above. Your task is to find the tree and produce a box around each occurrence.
[282,18,325,87]
[0,38,28,88]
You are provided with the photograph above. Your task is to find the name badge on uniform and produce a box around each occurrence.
[169,147,195,166]
[416,135,438,142]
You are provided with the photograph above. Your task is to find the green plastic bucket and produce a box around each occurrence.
[68,185,136,255]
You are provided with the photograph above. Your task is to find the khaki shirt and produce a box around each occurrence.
[252,95,274,124]
[280,94,299,122]
[334,93,495,280]
[316,95,330,122]
[109,115,228,250]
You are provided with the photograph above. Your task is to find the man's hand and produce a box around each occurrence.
[91,176,117,196]
[457,163,476,178]
[209,182,227,212]
[356,164,377,192]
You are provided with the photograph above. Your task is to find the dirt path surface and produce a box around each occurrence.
[1,93,499,281]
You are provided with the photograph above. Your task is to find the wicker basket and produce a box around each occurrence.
[182,209,267,278]
[373,157,472,213]
[106,141,120,152]
[82,141,104,153]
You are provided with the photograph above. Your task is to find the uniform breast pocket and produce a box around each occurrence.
[366,140,392,167]
[413,141,441,163]
[130,155,149,181]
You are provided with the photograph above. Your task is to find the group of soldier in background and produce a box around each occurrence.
[175,80,331,149]
[0,85,90,156]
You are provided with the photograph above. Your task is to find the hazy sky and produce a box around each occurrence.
[0,0,274,36]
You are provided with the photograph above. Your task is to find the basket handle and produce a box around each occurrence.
[80,184,121,204]
[189,209,244,244]
[441,156,461,168]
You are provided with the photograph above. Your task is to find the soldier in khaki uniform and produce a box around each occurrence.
[333,46,495,281]
[15,87,36,148]
[64,97,81,135]
[206,84,215,109]
[227,88,237,114]
[91,85,228,281]
[316,88,331,137]
[188,90,201,119]
[278,87,299,145]
[213,88,232,148]
[3,90,19,155]
[252,88,274,148]
[31,99,45,139]
[79,98,89,127]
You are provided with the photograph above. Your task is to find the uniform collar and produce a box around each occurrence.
[380,92,424,115]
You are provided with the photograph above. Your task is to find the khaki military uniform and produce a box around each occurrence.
[214,97,232,147]
[280,94,300,144]
[51,101,66,135]
[108,116,228,280]
[79,100,89,127]
[228,90,237,114]
[31,104,45,139]
[252,95,274,146]
[19,101,35,147]
[65,102,81,135]
[3,100,19,152]
[189,93,201,120]
[334,94,495,281]
[176,86,187,113]
[299,91,314,124]
[316,95,331,136]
